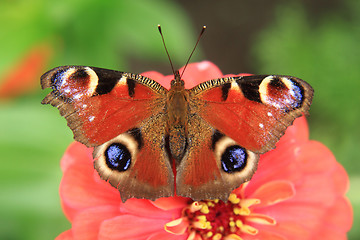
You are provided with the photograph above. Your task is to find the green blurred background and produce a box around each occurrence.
[0,0,358,239]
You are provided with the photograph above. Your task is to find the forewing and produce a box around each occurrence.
[41,66,167,147]
[189,75,313,153]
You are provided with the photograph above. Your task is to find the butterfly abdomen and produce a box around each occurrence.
[166,79,190,161]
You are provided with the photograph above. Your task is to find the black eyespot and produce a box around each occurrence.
[269,77,286,89]
[71,68,89,79]
[221,145,247,173]
[105,143,131,171]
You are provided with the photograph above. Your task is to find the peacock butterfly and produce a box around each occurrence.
[41,29,313,203]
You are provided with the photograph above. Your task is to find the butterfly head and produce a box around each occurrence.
[158,25,206,92]
[170,70,185,90]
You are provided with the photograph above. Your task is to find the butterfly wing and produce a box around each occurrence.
[41,66,167,147]
[176,114,259,201]
[190,75,313,153]
[176,75,313,201]
[93,113,174,202]
[41,66,173,202]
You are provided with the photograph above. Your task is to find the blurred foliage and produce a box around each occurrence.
[252,0,358,238]
[0,0,196,76]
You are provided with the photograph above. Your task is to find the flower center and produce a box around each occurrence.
[165,185,277,240]
[185,193,263,240]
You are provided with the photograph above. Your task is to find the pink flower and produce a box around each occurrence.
[56,62,352,240]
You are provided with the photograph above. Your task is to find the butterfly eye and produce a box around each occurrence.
[105,143,131,171]
[221,145,247,173]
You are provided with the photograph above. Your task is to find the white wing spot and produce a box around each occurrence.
[72,93,83,100]
[84,67,99,96]
[259,123,264,128]
[117,75,128,86]
[89,116,95,122]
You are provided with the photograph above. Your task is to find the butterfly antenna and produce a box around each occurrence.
[180,25,206,78]
[158,24,176,76]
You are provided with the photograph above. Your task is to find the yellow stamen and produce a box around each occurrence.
[206,221,212,229]
[193,215,208,230]
[235,220,243,228]
[229,193,240,204]
[190,201,202,212]
[229,221,235,227]
[233,207,241,215]
[200,204,210,214]
[206,231,213,238]
[213,233,222,240]
[196,215,207,222]
[238,206,251,216]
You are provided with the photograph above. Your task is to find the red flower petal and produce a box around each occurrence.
[142,61,223,90]
[250,180,295,207]
[275,117,309,148]
[331,163,350,195]
[179,61,223,88]
[120,198,181,219]
[246,230,286,240]
[98,215,171,240]
[60,144,120,220]
[147,231,188,240]
[152,197,189,211]
[165,217,189,235]
[72,206,120,240]
[245,145,302,197]
[314,197,353,239]
[60,142,92,172]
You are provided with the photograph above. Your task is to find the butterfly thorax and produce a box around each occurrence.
[166,72,189,161]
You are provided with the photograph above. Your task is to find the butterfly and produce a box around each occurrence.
[41,62,313,202]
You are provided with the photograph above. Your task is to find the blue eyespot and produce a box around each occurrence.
[290,82,303,108]
[52,70,66,90]
[221,145,247,173]
[105,143,131,171]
